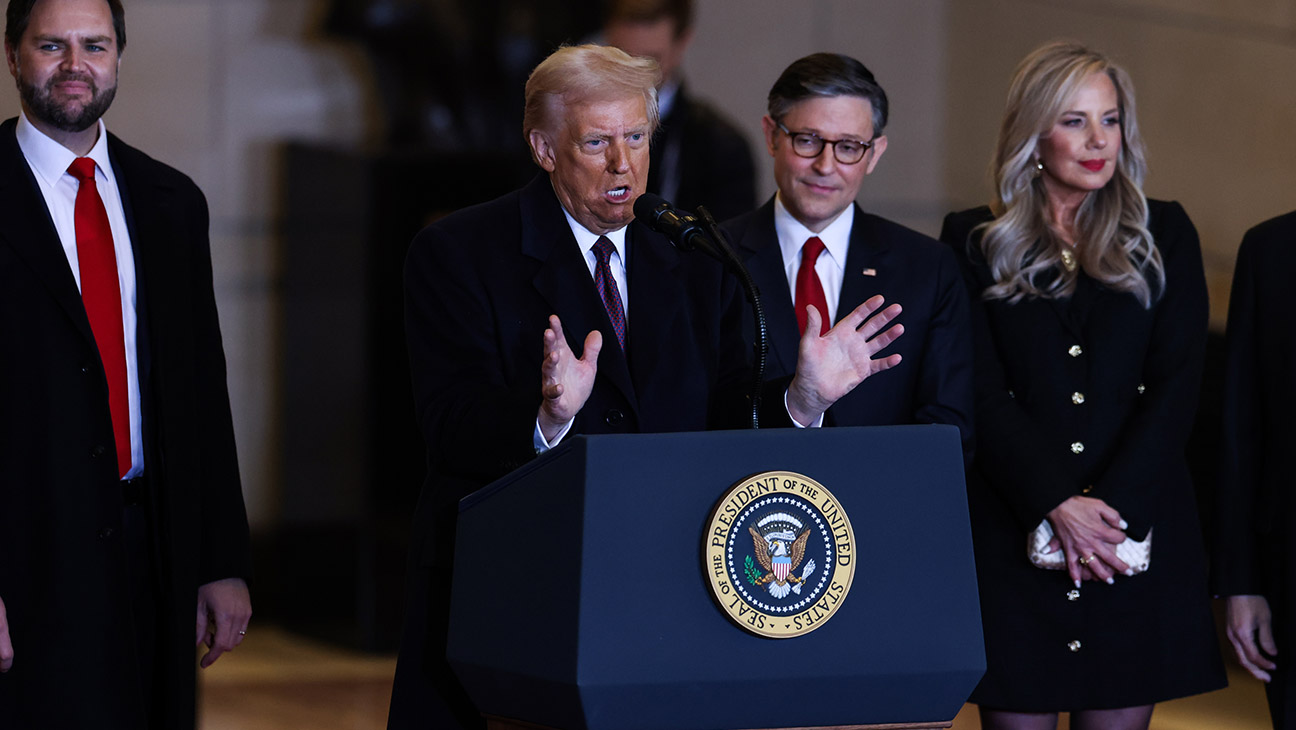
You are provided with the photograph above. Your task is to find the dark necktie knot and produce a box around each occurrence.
[593,235,616,265]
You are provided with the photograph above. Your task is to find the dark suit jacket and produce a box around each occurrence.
[648,84,756,222]
[724,198,974,459]
[389,175,750,729]
[1214,211,1296,724]
[0,118,250,729]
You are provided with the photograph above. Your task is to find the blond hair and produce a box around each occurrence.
[977,41,1164,308]
[522,44,661,163]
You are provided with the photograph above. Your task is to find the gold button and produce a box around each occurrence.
[1068,345,1083,357]
[1071,392,1085,405]
[1071,442,1085,454]
[1081,484,1093,494]
[1068,640,1082,652]
[1067,589,1080,601]
[1137,383,1146,394]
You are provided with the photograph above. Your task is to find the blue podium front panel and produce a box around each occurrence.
[450,426,984,730]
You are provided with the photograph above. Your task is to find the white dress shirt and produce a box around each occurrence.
[17,113,144,479]
[773,193,854,327]
[773,195,851,429]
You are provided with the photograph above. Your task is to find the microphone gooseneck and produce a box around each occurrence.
[634,194,768,429]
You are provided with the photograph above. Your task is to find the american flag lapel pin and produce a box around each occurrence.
[862,267,877,277]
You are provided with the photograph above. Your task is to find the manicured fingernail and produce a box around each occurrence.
[1119,519,1128,529]
[1106,577,1115,585]
[1125,569,1135,577]
[1075,579,1081,588]
[1041,545,1052,554]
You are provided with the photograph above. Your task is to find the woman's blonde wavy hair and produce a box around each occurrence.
[976,41,1164,308]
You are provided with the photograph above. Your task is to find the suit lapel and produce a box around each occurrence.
[738,200,800,376]
[0,118,97,346]
[837,207,892,320]
[521,177,639,414]
[107,134,164,405]
[625,222,683,404]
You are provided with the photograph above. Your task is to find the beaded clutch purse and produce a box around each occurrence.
[1027,519,1152,574]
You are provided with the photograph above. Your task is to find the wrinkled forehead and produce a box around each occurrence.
[553,91,650,134]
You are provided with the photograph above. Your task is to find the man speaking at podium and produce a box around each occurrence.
[389,44,908,729]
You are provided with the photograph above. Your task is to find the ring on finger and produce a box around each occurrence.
[1078,555,1096,566]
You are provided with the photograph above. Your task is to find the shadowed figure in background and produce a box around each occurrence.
[602,0,756,222]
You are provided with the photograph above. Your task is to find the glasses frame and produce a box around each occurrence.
[776,121,874,165]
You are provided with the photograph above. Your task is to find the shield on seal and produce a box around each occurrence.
[772,556,791,582]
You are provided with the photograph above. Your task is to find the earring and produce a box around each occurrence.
[1033,159,1044,177]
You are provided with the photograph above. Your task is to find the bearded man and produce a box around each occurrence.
[0,1,252,727]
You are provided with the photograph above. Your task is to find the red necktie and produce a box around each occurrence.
[69,157,131,478]
[591,236,627,351]
[795,236,830,336]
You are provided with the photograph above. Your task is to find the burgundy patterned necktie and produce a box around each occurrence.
[795,236,830,336]
[69,157,131,478]
[591,236,627,351]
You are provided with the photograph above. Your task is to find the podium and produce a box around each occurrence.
[448,426,984,730]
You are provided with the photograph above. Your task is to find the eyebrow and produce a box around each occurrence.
[32,33,115,46]
[1061,107,1120,116]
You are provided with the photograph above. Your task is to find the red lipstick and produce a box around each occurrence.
[1080,160,1106,172]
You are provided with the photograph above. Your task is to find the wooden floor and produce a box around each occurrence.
[198,625,1272,729]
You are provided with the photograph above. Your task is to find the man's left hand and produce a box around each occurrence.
[196,577,251,668]
[787,295,904,425]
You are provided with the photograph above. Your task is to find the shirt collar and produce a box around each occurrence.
[16,112,113,186]
[773,194,854,271]
[560,207,629,262]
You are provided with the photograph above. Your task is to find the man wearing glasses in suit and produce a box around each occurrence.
[724,53,974,450]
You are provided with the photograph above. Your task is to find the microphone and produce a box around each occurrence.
[633,193,724,260]
[632,193,769,429]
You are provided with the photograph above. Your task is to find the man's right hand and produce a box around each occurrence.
[786,296,904,426]
[538,315,602,442]
[1,595,13,672]
[1227,594,1278,682]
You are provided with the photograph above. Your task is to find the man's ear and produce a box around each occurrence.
[529,129,557,172]
[761,115,779,157]
[863,134,888,175]
[5,41,18,81]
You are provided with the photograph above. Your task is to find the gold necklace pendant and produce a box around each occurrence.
[1060,247,1077,272]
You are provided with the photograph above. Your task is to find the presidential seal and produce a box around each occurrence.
[703,471,856,638]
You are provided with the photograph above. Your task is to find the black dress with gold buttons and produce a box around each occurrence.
[940,201,1225,711]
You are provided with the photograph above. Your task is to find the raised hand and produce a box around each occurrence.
[538,315,602,442]
[786,295,904,426]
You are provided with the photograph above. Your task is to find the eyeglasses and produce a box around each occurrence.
[776,122,873,165]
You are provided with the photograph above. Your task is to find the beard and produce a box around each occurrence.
[18,71,117,133]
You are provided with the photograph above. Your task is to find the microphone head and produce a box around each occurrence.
[633,193,672,229]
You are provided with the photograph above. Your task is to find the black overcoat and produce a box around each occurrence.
[1214,210,1296,726]
[0,118,251,728]
[940,201,1224,710]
